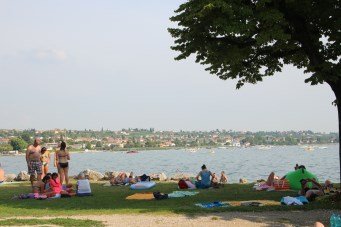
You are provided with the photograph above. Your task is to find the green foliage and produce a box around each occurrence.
[0,143,14,152]
[10,138,28,151]
[20,133,32,144]
[0,218,104,227]
[85,143,92,150]
[169,0,340,88]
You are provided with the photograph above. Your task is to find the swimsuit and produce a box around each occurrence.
[28,160,42,175]
[57,151,69,169]
[59,162,69,169]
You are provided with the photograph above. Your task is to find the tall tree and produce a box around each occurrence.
[169,0,340,181]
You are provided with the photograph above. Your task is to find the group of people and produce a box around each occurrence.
[15,171,91,200]
[264,164,333,201]
[26,138,70,186]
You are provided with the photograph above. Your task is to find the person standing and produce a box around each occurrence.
[55,141,70,185]
[26,138,42,186]
[40,147,50,178]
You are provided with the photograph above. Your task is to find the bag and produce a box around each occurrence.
[140,174,150,182]
[153,192,168,200]
[274,179,290,190]
[178,179,188,189]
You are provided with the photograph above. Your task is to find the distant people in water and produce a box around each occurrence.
[26,138,42,186]
[40,147,50,178]
[55,141,70,185]
[195,164,214,189]
[0,163,5,183]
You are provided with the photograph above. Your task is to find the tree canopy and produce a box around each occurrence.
[169,0,340,88]
[169,0,340,182]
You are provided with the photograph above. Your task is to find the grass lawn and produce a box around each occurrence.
[0,218,103,227]
[0,182,339,217]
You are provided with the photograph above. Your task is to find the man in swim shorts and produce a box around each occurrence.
[26,138,42,186]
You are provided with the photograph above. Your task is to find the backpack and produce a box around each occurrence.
[140,174,150,182]
[178,179,188,189]
[153,192,168,200]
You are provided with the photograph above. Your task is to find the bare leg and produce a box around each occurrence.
[64,167,69,185]
[58,167,64,185]
[266,172,275,186]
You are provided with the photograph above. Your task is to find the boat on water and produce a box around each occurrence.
[305,146,314,152]
[210,150,215,154]
[258,145,272,150]
[318,146,328,149]
[127,150,138,154]
[187,148,198,153]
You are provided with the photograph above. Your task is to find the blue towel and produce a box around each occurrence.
[195,201,230,208]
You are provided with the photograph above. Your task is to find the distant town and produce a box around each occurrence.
[0,128,339,154]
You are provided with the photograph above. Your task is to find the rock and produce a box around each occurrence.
[15,171,30,181]
[170,173,194,181]
[79,169,104,181]
[239,178,248,184]
[5,174,16,182]
[103,171,117,180]
[150,173,167,181]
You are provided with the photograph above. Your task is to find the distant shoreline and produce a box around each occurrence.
[0,143,338,156]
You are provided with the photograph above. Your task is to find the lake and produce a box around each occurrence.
[0,145,339,183]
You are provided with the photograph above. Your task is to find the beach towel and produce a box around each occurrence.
[168,191,199,198]
[241,201,264,207]
[126,193,154,200]
[195,201,230,208]
[280,196,308,205]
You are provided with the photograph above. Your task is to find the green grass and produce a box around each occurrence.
[0,182,339,217]
[0,218,103,227]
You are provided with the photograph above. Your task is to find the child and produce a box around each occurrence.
[76,173,92,196]
[220,171,228,184]
[48,172,62,198]
[211,173,219,188]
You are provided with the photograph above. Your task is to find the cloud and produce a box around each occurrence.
[34,49,67,61]
[0,48,68,64]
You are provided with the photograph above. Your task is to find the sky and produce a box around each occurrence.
[0,1,338,132]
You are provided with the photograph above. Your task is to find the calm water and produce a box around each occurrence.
[0,145,339,183]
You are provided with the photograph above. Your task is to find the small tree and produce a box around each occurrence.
[10,138,28,152]
[169,0,340,182]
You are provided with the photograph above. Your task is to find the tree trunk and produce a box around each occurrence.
[328,80,341,183]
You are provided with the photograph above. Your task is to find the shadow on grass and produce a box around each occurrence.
[0,182,339,226]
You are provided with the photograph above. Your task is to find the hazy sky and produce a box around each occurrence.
[0,1,338,132]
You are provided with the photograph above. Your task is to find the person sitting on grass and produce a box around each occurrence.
[220,171,228,184]
[0,163,4,184]
[265,165,306,186]
[195,164,214,189]
[299,178,324,201]
[211,173,219,188]
[76,173,92,196]
[48,172,62,198]
[110,172,136,185]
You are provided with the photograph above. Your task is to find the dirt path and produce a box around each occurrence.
[4,210,337,227]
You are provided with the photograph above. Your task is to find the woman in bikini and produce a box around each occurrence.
[40,147,50,178]
[54,141,70,185]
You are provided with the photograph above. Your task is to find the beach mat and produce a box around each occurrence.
[126,193,154,200]
[228,200,281,206]
[168,191,199,198]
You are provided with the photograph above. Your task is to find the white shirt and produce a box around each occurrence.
[77,179,91,194]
